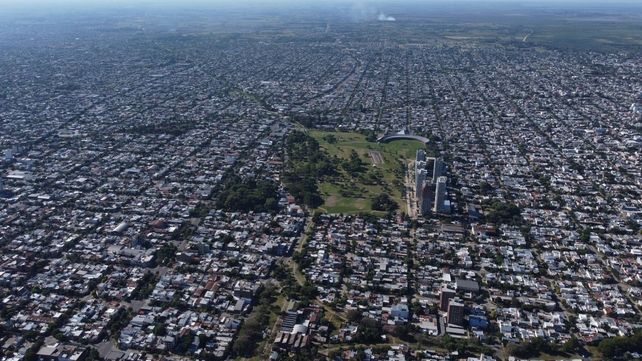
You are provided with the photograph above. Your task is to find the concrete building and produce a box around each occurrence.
[415,160,426,178]
[432,157,445,182]
[456,279,480,294]
[391,303,410,321]
[36,343,87,361]
[3,149,13,162]
[416,149,426,162]
[420,181,434,215]
[433,176,448,213]
[447,298,465,327]
[415,168,427,196]
[440,287,456,311]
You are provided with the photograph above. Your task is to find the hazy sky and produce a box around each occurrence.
[2,0,641,5]
[1,0,640,18]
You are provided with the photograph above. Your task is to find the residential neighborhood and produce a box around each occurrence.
[0,1,641,360]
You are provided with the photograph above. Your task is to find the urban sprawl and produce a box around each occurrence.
[0,14,641,361]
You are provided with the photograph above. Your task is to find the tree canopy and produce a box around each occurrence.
[217,176,279,213]
[371,193,398,212]
[485,201,523,225]
[598,330,642,358]
[283,131,336,208]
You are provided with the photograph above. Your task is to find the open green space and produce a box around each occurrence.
[308,130,425,215]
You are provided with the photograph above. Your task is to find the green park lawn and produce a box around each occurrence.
[308,130,425,214]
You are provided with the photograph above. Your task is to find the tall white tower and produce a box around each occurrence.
[432,158,444,183]
[433,176,447,213]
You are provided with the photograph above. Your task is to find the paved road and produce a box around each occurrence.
[96,339,118,358]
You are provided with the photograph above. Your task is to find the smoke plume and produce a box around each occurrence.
[377,12,396,21]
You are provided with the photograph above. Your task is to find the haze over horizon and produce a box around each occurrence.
[2,0,642,10]
[2,0,641,25]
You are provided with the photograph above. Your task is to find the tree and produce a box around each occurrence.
[23,339,44,361]
[230,285,276,358]
[392,325,414,342]
[53,330,67,341]
[486,201,523,225]
[356,318,382,344]
[198,334,208,348]
[363,130,377,142]
[216,176,280,213]
[580,228,591,242]
[282,131,338,208]
[342,150,366,174]
[371,193,398,212]
[85,347,101,361]
[508,337,555,359]
[323,134,338,144]
[598,330,642,358]
[562,336,581,354]
[232,334,254,357]
[153,323,167,336]
[346,309,363,323]
[156,243,178,266]
[479,181,493,195]
[176,332,193,353]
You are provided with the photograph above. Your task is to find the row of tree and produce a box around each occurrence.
[507,336,587,359]
[231,284,277,357]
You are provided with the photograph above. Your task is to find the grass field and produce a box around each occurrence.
[308,130,425,215]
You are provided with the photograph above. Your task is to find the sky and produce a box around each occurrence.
[1,0,640,18]
[2,0,642,6]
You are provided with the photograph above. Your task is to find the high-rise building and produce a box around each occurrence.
[433,176,447,213]
[447,298,465,326]
[432,157,444,182]
[416,149,426,163]
[415,168,427,196]
[420,181,433,215]
[439,287,456,311]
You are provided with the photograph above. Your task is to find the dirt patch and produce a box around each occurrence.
[368,150,384,166]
